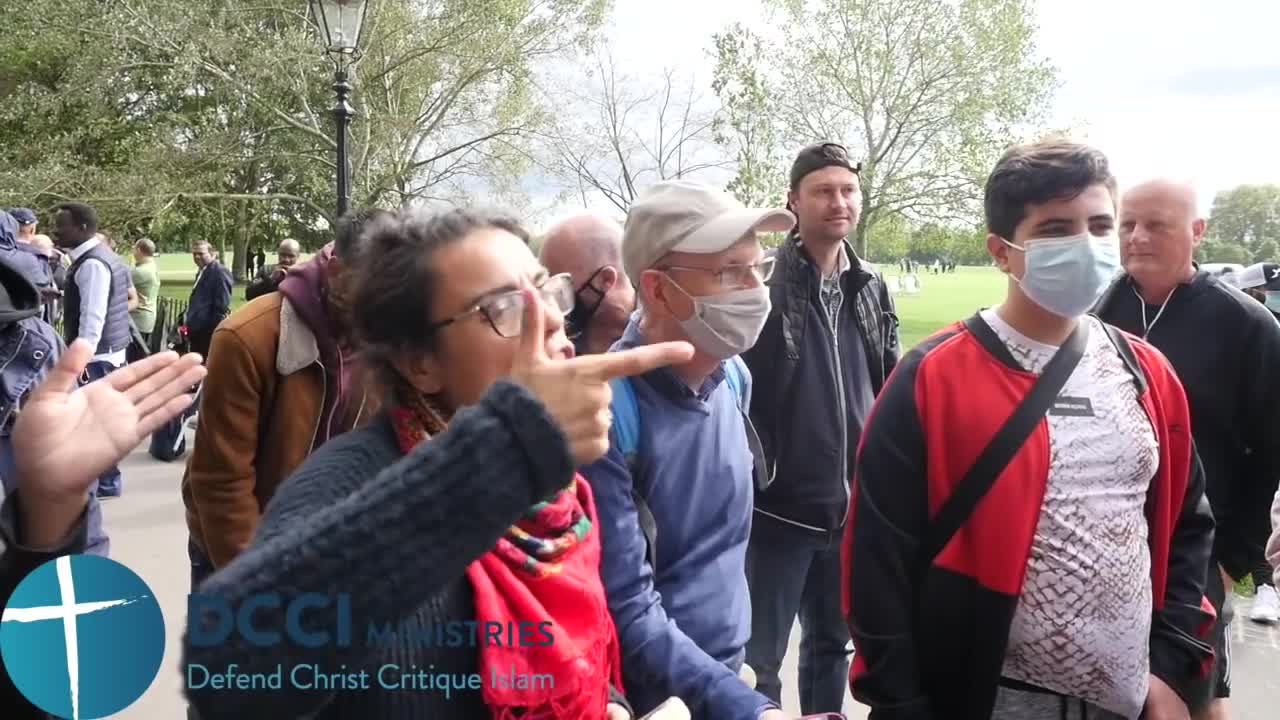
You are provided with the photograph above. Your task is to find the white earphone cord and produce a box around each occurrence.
[1134,285,1176,339]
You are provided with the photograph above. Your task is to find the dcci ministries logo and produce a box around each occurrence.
[1,555,165,719]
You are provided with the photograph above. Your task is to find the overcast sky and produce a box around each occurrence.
[543,0,1278,221]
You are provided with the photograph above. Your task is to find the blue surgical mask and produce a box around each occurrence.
[1003,232,1121,318]
[1266,292,1280,314]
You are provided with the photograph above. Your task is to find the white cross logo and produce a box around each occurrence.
[1,555,148,720]
[1269,266,1279,280]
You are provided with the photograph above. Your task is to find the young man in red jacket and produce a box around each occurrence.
[842,140,1216,720]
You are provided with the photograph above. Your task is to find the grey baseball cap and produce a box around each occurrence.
[621,180,794,286]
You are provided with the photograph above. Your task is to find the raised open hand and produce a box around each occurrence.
[508,289,693,466]
[12,340,206,502]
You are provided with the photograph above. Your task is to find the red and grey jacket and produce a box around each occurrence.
[840,313,1217,720]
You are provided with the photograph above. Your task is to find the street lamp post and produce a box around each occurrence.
[310,0,369,219]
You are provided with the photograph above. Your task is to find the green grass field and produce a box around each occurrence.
[885,265,1006,349]
[149,254,1008,346]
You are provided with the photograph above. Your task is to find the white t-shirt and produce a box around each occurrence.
[982,309,1158,719]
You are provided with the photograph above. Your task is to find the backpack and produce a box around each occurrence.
[149,384,200,462]
[608,356,769,569]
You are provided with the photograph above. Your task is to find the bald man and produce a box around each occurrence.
[1094,178,1280,718]
[245,238,302,301]
[539,213,636,355]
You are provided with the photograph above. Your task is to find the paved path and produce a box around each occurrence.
[102,439,1279,718]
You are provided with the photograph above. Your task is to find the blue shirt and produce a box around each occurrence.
[581,319,769,720]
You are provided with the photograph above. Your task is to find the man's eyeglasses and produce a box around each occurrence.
[660,256,776,289]
[427,273,576,339]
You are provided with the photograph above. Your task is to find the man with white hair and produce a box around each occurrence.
[539,213,636,355]
[581,180,790,720]
[1094,178,1280,718]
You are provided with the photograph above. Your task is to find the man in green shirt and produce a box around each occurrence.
[130,238,160,344]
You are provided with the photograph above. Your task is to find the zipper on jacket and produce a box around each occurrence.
[843,278,876,528]
[824,278,850,529]
[754,507,829,534]
[308,358,328,453]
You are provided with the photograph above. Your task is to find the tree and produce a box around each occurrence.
[1206,184,1280,262]
[713,0,1057,257]
[1254,239,1280,265]
[711,27,789,209]
[0,0,610,277]
[543,48,727,213]
[1197,239,1252,265]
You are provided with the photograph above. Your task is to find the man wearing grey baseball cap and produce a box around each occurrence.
[581,180,792,720]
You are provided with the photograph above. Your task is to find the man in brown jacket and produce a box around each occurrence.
[182,208,390,587]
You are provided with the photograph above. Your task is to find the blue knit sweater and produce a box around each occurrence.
[184,381,577,719]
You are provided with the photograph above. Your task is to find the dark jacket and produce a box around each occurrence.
[185,383,584,719]
[0,491,90,720]
[742,236,899,533]
[244,263,286,301]
[0,213,52,295]
[185,260,233,332]
[0,255,61,435]
[842,314,1216,720]
[1094,270,1280,581]
[64,242,132,354]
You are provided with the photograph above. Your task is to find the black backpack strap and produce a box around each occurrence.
[1094,316,1148,394]
[632,488,659,571]
[921,317,1092,562]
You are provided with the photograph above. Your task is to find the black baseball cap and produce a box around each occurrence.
[789,142,862,191]
[8,208,36,226]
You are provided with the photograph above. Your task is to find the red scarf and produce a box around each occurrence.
[390,394,623,720]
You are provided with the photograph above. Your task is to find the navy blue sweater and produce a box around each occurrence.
[581,320,771,720]
[184,382,577,719]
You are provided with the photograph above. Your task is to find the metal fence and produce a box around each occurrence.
[52,296,189,355]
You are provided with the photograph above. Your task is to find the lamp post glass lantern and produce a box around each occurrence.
[311,0,369,218]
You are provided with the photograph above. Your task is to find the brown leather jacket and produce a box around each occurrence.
[181,291,370,568]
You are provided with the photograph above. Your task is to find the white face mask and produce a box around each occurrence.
[666,279,771,360]
[1004,232,1121,318]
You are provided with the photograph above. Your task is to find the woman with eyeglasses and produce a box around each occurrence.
[183,208,693,720]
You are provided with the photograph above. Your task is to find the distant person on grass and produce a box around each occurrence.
[184,240,233,361]
[1093,178,1280,717]
[245,238,302,301]
[130,238,161,347]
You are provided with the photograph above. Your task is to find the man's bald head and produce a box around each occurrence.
[1119,177,1206,299]
[277,238,301,269]
[539,213,624,283]
[537,212,635,354]
[1123,178,1200,219]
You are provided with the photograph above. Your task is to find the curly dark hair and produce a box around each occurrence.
[334,207,394,260]
[984,140,1118,241]
[350,207,530,388]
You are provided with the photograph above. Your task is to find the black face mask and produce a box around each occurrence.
[565,267,608,349]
